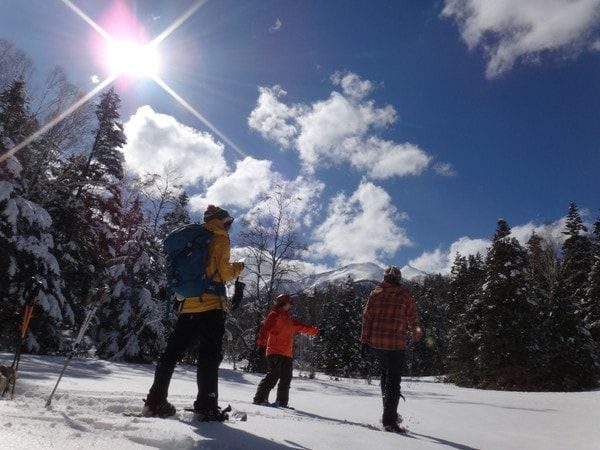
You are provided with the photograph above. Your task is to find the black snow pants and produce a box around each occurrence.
[253,354,294,406]
[374,349,406,426]
[147,309,225,412]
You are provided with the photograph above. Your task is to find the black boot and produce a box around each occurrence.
[142,398,176,418]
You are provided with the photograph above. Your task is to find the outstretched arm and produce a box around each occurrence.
[292,319,319,336]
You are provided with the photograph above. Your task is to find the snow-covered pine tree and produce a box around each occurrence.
[314,278,370,378]
[410,274,449,376]
[545,205,599,389]
[525,231,565,384]
[158,191,191,239]
[560,203,593,312]
[50,87,126,341]
[583,215,600,344]
[0,78,72,352]
[96,197,166,362]
[477,219,537,389]
[446,253,485,386]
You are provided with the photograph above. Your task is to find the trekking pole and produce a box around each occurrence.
[2,278,43,399]
[45,286,109,408]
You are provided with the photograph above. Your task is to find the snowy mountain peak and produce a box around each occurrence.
[301,262,384,291]
[400,264,428,281]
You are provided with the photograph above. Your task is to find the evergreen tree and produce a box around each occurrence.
[446,253,485,386]
[0,80,71,352]
[478,219,537,389]
[525,232,561,384]
[583,215,600,343]
[96,197,166,362]
[543,206,599,389]
[0,78,34,144]
[53,88,126,334]
[158,191,191,238]
[75,87,125,200]
[410,274,449,376]
[314,278,371,378]
[560,203,592,310]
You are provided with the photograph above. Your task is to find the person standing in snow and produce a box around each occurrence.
[143,205,244,420]
[361,266,422,433]
[253,294,319,408]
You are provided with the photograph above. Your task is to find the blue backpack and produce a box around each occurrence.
[164,224,223,299]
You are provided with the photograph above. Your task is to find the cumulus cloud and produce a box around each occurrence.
[247,86,302,148]
[248,72,432,179]
[331,71,374,99]
[244,176,325,229]
[123,105,227,186]
[408,216,571,275]
[442,0,600,78]
[188,157,275,212]
[311,181,412,265]
[409,237,491,274]
[511,216,569,248]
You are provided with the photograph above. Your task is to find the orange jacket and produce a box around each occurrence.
[257,307,319,358]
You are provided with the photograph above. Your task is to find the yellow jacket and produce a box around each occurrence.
[180,220,243,314]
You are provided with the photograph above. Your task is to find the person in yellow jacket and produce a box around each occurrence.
[143,205,244,420]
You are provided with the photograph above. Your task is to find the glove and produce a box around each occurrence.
[412,327,423,343]
[231,278,245,310]
[360,343,370,358]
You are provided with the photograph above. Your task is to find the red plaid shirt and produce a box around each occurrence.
[361,281,421,350]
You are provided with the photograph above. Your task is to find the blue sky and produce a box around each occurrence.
[2,0,600,274]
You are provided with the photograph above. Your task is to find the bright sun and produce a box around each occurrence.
[106,40,160,77]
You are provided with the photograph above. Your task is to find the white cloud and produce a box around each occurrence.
[442,0,600,78]
[188,157,275,212]
[123,105,227,186]
[247,86,302,148]
[511,217,568,248]
[248,72,432,179]
[331,71,374,99]
[90,74,100,84]
[269,18,283,33]
[408,216,570,275]
[311,181,412,265]
[244,176,325,229]
[409,237,490,274]
[434,162,457,177]
[408,248,449,274]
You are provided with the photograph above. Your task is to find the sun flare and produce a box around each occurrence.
[106,40,159,77]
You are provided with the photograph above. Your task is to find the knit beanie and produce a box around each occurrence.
[204,205,233,223]
[383,266,402,283]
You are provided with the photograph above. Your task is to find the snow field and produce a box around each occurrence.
[1,354,599,450]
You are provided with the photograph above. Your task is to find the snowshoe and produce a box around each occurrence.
[141,398,176,418]
[383,423,408,434]
[185,404,247,422]
[193,404,231,422]
[271,401,295,410]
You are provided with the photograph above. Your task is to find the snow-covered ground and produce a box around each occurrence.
[1,354,598,450]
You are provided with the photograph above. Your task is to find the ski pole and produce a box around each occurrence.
[2,279,43,399]
[45,286,109,408]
